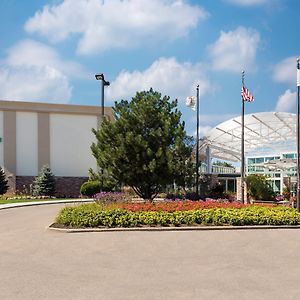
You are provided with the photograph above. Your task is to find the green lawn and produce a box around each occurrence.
[0,198,72,205]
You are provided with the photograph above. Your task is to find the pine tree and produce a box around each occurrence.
[0,167,8,195]
[32,165,56,196]
[91,89,193,200]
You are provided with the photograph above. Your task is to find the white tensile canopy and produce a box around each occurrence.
[200,112,297,162]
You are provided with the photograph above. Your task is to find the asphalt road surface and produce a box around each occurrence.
[1,204,300,300]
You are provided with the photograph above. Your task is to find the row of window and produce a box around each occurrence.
[247,153,296,165]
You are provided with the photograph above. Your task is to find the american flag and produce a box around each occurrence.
[241,86,254,102]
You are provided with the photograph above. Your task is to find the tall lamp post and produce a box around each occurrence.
[95,74,110,191]
[95,74,110,121]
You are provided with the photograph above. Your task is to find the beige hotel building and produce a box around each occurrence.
[0,100,113,197]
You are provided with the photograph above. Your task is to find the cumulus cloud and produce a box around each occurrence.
[6,39,87,79]
[273,56,299,86]
[200,125,213,137]
[224,0,269,6]
[208,27,260,73]
[105,57,211,103]
[0,66,72,103]
[275,89,296,112]
[25,0,207,54]
[0,39,79,102]
[191,126,212,138]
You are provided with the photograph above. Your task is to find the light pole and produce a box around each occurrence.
[95,74,110,121]
[95,74,110,191]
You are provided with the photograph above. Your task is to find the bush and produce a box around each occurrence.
[88,169,120,192]
[208,183,225,199]
[80,181,101,197]
[94,192,131,204]
[166,193,184,200]
[0,167,8,195]
[56,204,300,228]
[32,165,56,196]
[246,174,275,201]
[185,192,201,201]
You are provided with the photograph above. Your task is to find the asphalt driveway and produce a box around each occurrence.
[0,204,300,300]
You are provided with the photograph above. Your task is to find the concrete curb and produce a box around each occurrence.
[48,224,300,233]
[0,199,94,210]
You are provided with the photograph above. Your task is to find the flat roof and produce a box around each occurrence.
[0,99,112,116]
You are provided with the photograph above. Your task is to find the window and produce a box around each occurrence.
[255,166,264,172]
[248,166,255,172]
[283,153,295,159]
[248,158,255,164]
[227,179,235,192]
[265,157,274,162]
[255,157,264,164]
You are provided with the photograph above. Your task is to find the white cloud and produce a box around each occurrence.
[275,89,296,112]
[208,27,260,73]
[6,39,87,79]
[105,57,211,103]
[0,65,72,103]
[224,0,269,6]
[0,39,77,102]
[191,126,212,138]
[25,0,207,54]
[200,125,213,137]
[273,56,299,86]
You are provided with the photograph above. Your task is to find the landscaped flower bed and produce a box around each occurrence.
[55,202,300,228]
[115,200,273,212]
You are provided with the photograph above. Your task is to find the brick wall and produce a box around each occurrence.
[16,176,88,198]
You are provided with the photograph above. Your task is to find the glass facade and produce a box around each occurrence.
[246,152,297,194]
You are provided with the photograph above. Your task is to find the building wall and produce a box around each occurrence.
[16,112,38,176]
[246,153,297,194]
[0,100,112,195]
[50,114,98,176]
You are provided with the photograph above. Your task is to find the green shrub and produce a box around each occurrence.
[32,165,56,196]
[80,181,101,197]
[0,167,8,195]
[246,174,275,201]
[94,192,131,204]
[56,204,300,228]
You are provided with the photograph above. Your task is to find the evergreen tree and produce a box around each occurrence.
[246,174,275,201]
[0,167,8,195]
[91,89,193,200]
[32,165,56,196]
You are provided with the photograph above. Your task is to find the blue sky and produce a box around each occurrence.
[0,0,299,137]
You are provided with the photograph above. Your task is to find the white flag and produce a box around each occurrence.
[186,96,196,111]
[297,65,300,87]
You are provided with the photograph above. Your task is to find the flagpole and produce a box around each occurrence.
[241,71,245,204]
[196,85,200,196]
[297,58,300,212]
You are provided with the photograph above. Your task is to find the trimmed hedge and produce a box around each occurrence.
[56,204,300,228]
[80,181,101,197]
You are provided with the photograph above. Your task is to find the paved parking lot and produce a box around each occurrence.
[1,204,300,300]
